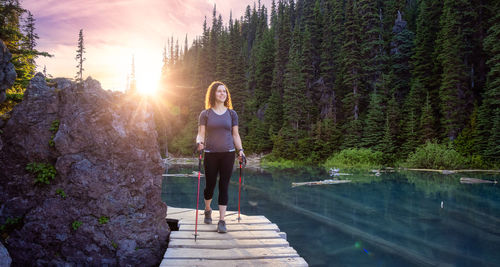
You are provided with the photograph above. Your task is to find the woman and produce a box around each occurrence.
[196,81,245,233]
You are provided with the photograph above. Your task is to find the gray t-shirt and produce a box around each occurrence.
[199,108,238,152]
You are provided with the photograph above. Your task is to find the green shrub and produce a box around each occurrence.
[49,119,60,133]
[56,188,67,198]
[6,93,24,102]
[111,241,118,249]
[465,154,487,169]
[72,220,82,230]
[49,136,55,147]
[261,157,304,169]
[99,216,109,224]
[323,148,384,170]
[49,119,59,147]
[26,162,57,184]
[170,121,197,156]
[0,217,22,232]
[404,142,468,169]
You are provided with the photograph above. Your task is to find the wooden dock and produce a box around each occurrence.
[160,206,308,266]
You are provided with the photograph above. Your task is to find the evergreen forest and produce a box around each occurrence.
[157,0,500,168]
[1,0,499,169]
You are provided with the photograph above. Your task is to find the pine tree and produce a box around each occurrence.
[477,2,500,162]
[158,44,169,93]
[270,0,278,31]
[358,0,384,92]
[301,26,318,124]
[436,0,478,140]
[282,27,306,132]
[184,34,188,60]
[227,18,247,116]
[264,89,283,140]
[215,31,229,82]
[75,29,85,84]
[128,56,137,93]
[385,89,401,154]
[1,2,50,91]
[391,10,421,155]
[484,109,500,161]
[419,92,436,143]
[391,12,415,105]
[380,114,396,164]
[410,0,442,119]
[254,29,275,106]
[341,0,363,148]
[362,90,385,151]
[400,109,419,156]
[275,24,308,159]
[271,0,291,98]
[196,17,211,88]
[174,38,179,64]
[21,11,35,65]
[267,0,291,137]
[319,0,343,123]
[0,0,24,51]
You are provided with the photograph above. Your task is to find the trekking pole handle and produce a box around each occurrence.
[239,155,247,168]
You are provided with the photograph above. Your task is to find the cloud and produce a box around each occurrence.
[21,0,272,90]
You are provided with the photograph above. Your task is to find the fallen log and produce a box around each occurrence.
[460,177,497,184]
[162,171,204,177]
[291,179,351,188]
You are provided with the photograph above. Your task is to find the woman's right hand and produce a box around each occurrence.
[197,142,204,152]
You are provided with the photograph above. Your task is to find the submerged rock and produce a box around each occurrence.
[0,73,168,266]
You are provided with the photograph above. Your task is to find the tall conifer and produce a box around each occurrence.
[75,29,85,84]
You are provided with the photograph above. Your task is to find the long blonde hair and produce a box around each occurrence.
[205,81,233,109]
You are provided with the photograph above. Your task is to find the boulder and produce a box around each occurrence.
[0,74,168,266]
[0,40,16,104]
[0,241,11,267]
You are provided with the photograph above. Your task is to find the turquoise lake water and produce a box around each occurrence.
[161,164,500,267]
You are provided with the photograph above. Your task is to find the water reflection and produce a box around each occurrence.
[162,165,500,267]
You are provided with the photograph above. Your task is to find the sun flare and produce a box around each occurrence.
[136,74,159,96]
[134,60,161,96]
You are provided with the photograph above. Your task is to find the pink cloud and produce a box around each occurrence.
[20,0,273,90]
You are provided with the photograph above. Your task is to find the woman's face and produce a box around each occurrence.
[215,85,227,103]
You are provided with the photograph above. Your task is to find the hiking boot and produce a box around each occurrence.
[204,210,212,224]
[217,220,227,233]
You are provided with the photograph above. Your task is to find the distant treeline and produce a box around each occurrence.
[0,0,50,90]
[155,0,499,167]
[0,0,50,112]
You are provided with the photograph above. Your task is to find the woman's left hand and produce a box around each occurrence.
[238,150,245,164]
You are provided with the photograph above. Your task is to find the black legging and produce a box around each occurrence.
[203,152,235,206]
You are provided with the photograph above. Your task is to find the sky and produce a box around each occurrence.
[22,0,272,93]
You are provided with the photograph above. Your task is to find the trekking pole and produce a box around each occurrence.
[194,148,203,241]
[237,155,247,222]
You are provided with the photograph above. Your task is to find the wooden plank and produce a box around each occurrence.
[171,210,262,220]
[163,206,307,266]
[163,247,300,260]
[179,223,280,232]
[167,208,257,221]
[167,207,195,214]
[180,217,271,225]
[170,230,283,240]
[168,238,289,249]
[160,257,308,266]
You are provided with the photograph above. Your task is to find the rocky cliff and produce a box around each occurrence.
[0,73,169,266]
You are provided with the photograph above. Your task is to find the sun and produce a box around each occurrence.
[132,56,162,96]
[136,76,159,96]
